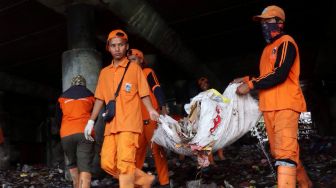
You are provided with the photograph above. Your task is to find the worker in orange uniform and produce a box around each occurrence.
[197,77,225,165]
[84,29,159,188]
[234,5,313,188]
[56,75,95,188]
[127,48,170,187]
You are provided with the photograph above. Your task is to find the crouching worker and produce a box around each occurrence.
[84,29,160,188]
[127,49,170,187]
[234,5,312,188]
[56,75,95,188]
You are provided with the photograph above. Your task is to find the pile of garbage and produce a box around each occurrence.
[1,164,72,188]
[153,84,261,167]
[1,134,335,187]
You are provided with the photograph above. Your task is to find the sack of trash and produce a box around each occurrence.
[152,83,261,165]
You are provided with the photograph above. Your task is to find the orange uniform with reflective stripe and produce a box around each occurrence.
[255,35,306,112]
[141,68,159,119]
[58,96,95,138]
[136,68,169,185]
[249,35,311,185]
[95,57,150,135]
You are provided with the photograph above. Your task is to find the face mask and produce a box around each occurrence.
[261,22,283,43]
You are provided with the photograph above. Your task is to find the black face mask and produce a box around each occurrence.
[261,22,283,43]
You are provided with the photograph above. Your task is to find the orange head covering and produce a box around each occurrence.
[253,5,285,22]
[106,29,128,50]
[127,48,148,67]
[128,48,144,60]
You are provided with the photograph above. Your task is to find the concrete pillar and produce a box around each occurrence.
[66,4,95,49]
[61,4,105,178]
[62,49,102,92]
[62,4,102,92]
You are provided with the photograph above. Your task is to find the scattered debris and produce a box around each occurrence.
[0,135,335,187]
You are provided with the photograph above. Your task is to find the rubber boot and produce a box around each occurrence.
[69,168,79,188]
[297,161,313,188]
[119,173,135,188]
[277,166,296,188]
[134,168,155,188]
[79,172,92,188]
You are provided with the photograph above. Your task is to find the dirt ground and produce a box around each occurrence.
[1,135,335,188]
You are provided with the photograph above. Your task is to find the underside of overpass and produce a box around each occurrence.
[0,0,336,180]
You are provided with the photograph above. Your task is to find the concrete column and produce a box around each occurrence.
[62,4,105,177]
[66,4,95,49]
[62,49,102,92]
[62,4,102,92]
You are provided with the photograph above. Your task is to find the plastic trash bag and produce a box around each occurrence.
[152,83,261,156]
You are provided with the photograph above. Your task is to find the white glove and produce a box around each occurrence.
[84,120,95,141]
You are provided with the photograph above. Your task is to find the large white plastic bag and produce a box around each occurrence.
[153,115,194,155]
[186,96,226,148]
[212,83,261,151]
[152,83,261,155]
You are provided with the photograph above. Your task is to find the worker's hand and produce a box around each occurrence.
[236,83,250,95]
[149,109,160,122]
[232,77,245,83]
[161,106,169,115]
[84,120,95,141]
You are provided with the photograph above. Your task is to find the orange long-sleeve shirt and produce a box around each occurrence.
[247,34,306,112]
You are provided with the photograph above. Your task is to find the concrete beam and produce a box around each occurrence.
[101,0,219,84]
[37,0,220,86]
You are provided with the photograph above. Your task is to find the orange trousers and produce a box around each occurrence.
[263,110,300,165]
[100,132,139,176]
[100,132,156,188]
[264,110,312,187]
[135,120,169,185]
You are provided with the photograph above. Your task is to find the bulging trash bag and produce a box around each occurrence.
[152,83,261,157]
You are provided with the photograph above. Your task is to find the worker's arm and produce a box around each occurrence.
[147,70,168,114]
[237,41,296,95]
[89,99,104,121]
[249,41,297,90]
[141,96,160,121]
[84,98,104,141]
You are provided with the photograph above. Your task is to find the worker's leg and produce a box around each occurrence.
[135,123,148,170]
[264,110,300,188]
[117,132,154,188]
[61,134,80,188]
[146,122,169,185]
[100,134,119,178]
[77,133,94,188]
[297,160,313,188]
